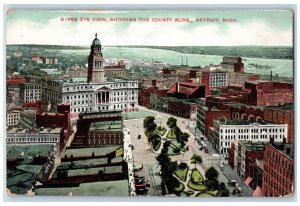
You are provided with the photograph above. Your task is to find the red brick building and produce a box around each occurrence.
[71,111,123,148]
[196,103,231,138]
[229,141,265,179]
[138,80,167,108]
[36,104,71,141]
[263,104,294,144]
[262,143,294,197]
[6,77,29,105]
[201,72,210,96]
[23,100,50,114]
[167,81,206,99]
[6,77,29,86]
[245,81,293,106]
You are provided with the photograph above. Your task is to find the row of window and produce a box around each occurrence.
[221,128,286,134]
[64,83,138,91]
[6,137,59,142]
[87,138,122,145]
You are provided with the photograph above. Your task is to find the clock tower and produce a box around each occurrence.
[87,33,105,83]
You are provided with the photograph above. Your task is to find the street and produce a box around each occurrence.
[123,106,234,196]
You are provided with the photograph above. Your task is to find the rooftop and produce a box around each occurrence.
[269,143,294,159]
[7,127,63,135]
[35,180,128,196]
[7,144,53,161]
[265,103,293,112]
[64,146,119,158]
[217,119,276,126]
[89,120,122,132]
[224,102,265,110]
[239,140,266,151]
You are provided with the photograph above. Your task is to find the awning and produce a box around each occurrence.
[244,176,252,185]
[253,186,262,197]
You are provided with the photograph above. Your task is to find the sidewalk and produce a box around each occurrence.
[123,128,136,196]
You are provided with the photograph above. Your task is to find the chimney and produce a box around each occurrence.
[177,82,180,93]
[152,80,157,87]
[270,71,273,81]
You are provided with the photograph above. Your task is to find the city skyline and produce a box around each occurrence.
[6,10,293,46]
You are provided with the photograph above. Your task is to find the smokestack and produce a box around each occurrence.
[270,71,273,81]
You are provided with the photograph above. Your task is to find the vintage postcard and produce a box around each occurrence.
[5,9,294,197]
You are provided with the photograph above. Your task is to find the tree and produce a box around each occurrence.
[181,133,190,142]
[205,179,219,191]
[161,147,169,155]
[167,117,177,129]
[178,162,188,170]
[143,116,157,134]
[163,140,171,148]
[148,133,160,143]
[173,147,181,153]
[157,153,170,166]
[218,188,230,197]
[205,167,219,181]
[192,154,202,169]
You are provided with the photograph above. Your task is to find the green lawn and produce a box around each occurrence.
[123,110,156,119]
[156,127,167,136]
[170,141,181,149]
[196,192,214,197]
[174,181,185,193]
[167,130,176,139]
[174,166,189,182]
[188,181,207,191]
[187,168,206,191]
[191,168,204,183]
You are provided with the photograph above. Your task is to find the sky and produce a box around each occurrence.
[6,10,293,46]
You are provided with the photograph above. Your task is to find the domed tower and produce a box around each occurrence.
[87,33,105,83]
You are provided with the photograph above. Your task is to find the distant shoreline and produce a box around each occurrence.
[7,44,293,60]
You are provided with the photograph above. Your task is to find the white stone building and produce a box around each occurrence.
[43,34,139,113]
[6,110,21,126]
[208,119,287,154]
[6,127,63,144]
[20,82,42,103]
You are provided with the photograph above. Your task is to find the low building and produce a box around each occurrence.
[6,127,64,146]
[35,146,128,196]
[71,110,123,148]
[208,119,287,155]
[104,60,126,79]
[262,143,294,197]
[166,81,206,99]
[150,94,197,119]
[36,104,71,142]
[220,56,244,73]
[6,144,55,194]
[245,81,293,106]
[20,82,42,103]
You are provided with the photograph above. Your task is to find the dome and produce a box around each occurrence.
[92,33,101,46]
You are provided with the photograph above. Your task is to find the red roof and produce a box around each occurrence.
[244,176,252,185]
[253,186,262,197]
[167,81,201,96]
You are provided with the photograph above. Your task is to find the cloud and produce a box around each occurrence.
[6,17,293,46]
